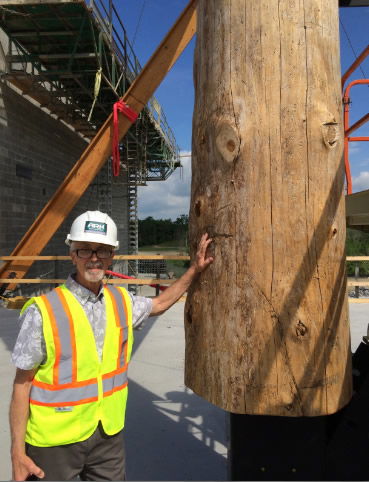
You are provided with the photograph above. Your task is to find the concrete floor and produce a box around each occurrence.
[0,302,228,481]
[0,300,368,481]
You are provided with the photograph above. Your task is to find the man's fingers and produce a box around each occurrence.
[204,257,214,267]
[197,236,213,261]
[28,459,45,479]
[13,455,45,481]
[198,234,212,252]
[32,465,45,479]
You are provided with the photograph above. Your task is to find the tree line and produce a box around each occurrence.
[138,219,369,274]
[346,228,369,276]
[138,214,188,247]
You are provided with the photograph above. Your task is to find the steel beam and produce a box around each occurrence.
[10,31,76,37]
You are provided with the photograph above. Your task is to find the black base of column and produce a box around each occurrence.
[229,341,369,481]
[229,412,328,481]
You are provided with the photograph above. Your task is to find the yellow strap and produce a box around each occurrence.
[87,67,102,122]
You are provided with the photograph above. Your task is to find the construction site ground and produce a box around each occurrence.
[0,297,368,481]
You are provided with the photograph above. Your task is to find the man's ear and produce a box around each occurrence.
[70,251,77,266]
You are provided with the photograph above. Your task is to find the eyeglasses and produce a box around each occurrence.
[75,248,113,259]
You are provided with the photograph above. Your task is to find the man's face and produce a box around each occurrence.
[70,241,114,285]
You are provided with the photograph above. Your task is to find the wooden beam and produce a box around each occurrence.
[0,0,196,290]
[347,256,369,261]
[0,255,190,260]
[347,279,369,286]
[0,278,176,285]
[3,294,187,310]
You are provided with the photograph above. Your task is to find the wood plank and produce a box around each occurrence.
[347,256,369,261]
[0,0,197,291]
[0,255,190,260]
[0,254,363,262]
[0,278,176,285]
[3,294,187,310]
[347,279,369,286]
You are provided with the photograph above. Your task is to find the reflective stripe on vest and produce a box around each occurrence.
[103,368,128,396]
[30,369,129,406]
[30,285,129,407]
[42,288,77,385]
[104,286,129,369]
[30,382,98,406]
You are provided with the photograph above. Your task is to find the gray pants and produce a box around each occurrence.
[26,423,125,481]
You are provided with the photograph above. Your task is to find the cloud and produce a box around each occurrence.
[352,171,369,192]
[138,151,192,220]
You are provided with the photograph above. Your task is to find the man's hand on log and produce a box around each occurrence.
[193,233,214,273]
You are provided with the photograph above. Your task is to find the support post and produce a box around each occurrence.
[355,264,360,298]
[185,0,352,417]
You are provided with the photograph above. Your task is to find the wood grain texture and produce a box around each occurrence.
[185,0,352,416]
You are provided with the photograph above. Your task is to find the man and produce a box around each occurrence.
[9,210,213,481]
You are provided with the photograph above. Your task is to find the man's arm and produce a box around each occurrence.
[10,368,45,481]
[150,233,213,316]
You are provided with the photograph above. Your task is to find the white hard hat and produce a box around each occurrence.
[65,211,119,249]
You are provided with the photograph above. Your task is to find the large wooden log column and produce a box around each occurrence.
[185,0,352,416]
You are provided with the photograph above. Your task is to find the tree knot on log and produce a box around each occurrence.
[296,320,308,337]
[215,121,240,163]
[195,199,202,217]
[322,121,339,149]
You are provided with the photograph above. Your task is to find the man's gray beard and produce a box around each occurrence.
[84,268,105,282]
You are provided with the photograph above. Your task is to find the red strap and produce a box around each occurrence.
[112,100,138,177]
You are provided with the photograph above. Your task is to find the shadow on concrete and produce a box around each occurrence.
[131,313,159,356]
[125,380,227,481]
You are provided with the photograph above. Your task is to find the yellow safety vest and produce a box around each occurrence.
[22,284,133,447]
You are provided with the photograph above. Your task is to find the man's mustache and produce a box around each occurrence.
[85,262,104,270]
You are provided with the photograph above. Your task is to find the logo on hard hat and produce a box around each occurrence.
[84,221,107,235]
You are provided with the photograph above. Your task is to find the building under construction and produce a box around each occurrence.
[0,0,180,290]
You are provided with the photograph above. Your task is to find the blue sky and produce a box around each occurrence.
[115,2,369,220]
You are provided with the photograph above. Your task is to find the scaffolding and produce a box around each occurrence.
[0,0,180,218]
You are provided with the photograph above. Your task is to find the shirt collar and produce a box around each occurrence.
[65,274,104,305]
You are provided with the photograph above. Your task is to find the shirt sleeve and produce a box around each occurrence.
[127,292,153,329]
[11,303,46,370]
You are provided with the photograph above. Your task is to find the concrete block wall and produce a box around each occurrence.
[0,80,130,296]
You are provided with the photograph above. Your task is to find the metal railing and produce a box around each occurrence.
[88,0,180,160]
